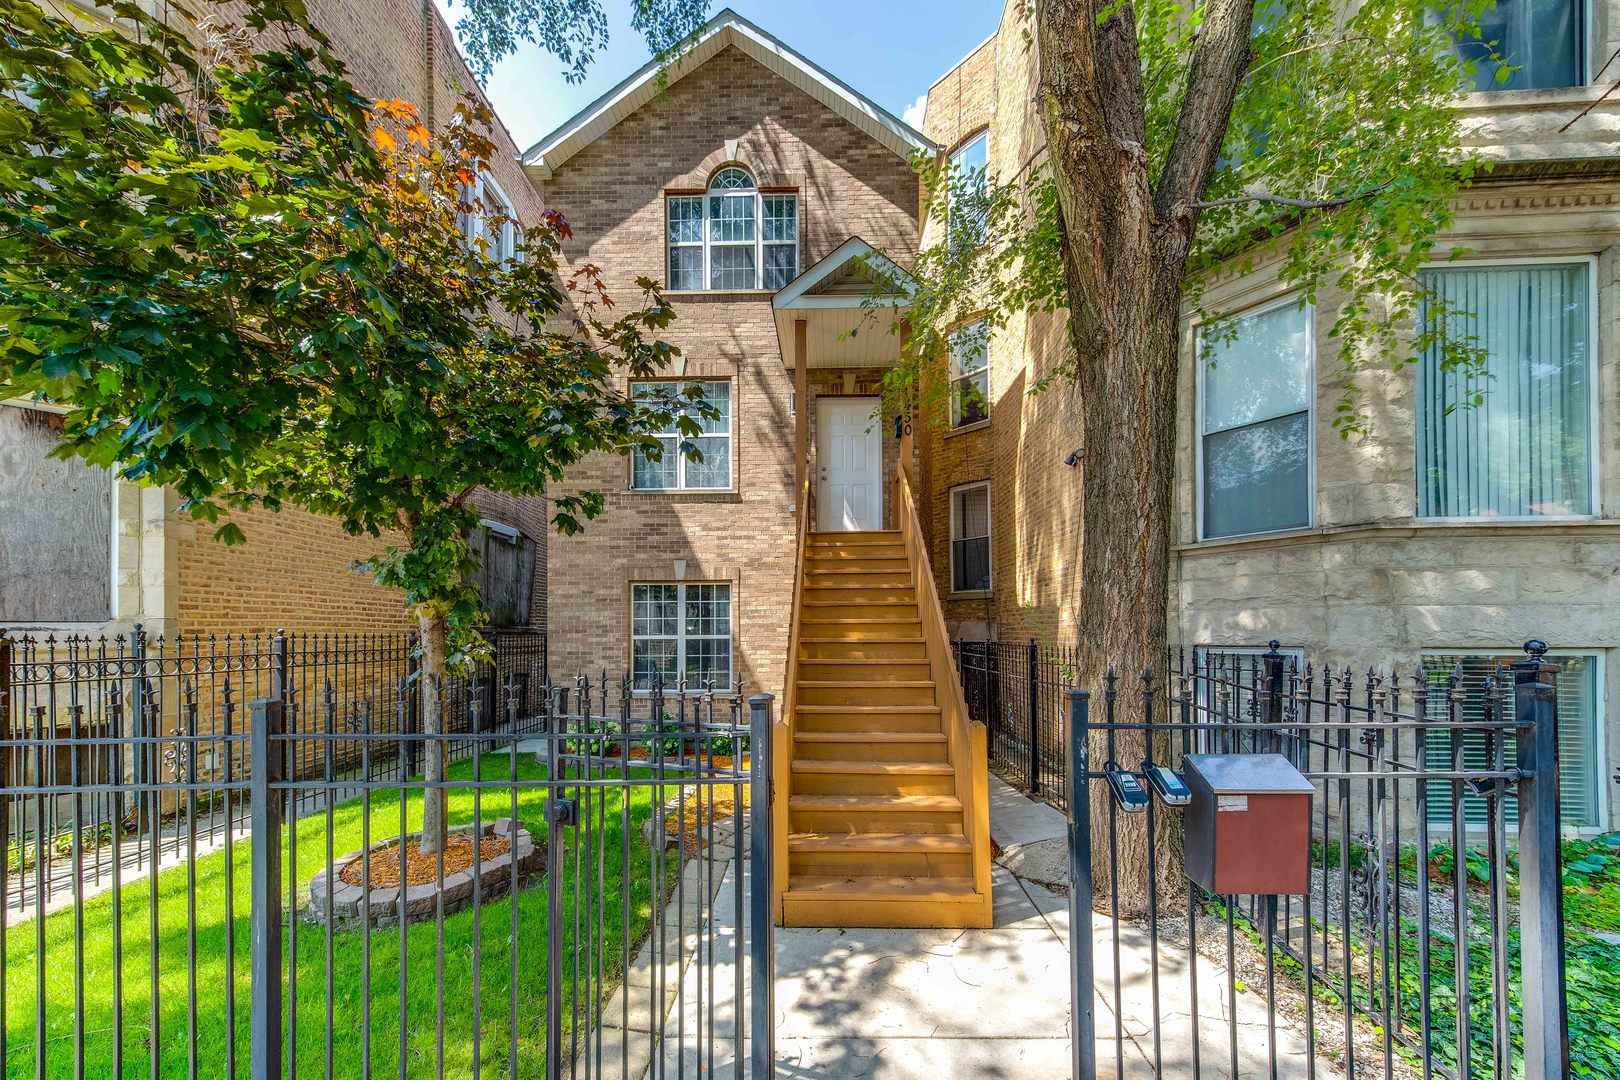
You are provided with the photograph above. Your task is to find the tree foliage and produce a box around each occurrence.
[0,0,709,847]
[446,0,712,84]
[874,0,1496,435]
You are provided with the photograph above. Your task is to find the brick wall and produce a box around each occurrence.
[167,0,548,637]
[534,44,921,698]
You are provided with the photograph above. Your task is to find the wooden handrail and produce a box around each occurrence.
[892,467,992,912]
[773,444,814,921]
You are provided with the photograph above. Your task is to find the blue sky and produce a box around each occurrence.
[430,0,1002,150]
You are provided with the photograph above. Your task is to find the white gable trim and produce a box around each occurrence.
[774,236,915,311]
[522,8,939,179]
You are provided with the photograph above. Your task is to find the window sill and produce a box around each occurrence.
[618,488,743,502]
[949,589,992,600]
[1455,83,1610,113]
[662,289,777,299]
[1181,517,1620,554]
[946,419,990,438]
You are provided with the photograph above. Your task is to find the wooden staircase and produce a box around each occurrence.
[772,470,992,928]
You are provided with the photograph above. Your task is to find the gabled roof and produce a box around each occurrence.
[521,9,939,179]
[773,237,915,312]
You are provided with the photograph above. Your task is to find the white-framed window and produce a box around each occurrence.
[947,130,989,246]
[949,482,991,593]
[630,380,732,491]
[460,173,523,263]
[1197,296,1313,540]
[666,167,798,291]
[1421,650,1604,830]
[1190,644,1307,751]
[1452,0,1586,92]
[631,582,733,690]
[949,321,990,428]
[1416,259,1595,520]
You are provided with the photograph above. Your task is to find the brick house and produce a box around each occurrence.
[920,0,1620,832]
[0,0,547,641]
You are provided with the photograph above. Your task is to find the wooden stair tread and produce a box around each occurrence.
[783,875,981,901]
[794,732,947,743]
[796,680,934,688]
[792,759,952,775]
[788,832,970,853]
[789,794,962,812]
[796,704,940,714]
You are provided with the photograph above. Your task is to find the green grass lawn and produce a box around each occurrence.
[4,754,676,1079]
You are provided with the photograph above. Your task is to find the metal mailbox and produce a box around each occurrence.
[1183,754,1314,896]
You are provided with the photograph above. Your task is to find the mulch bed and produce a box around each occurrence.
[338,834,512,889]
[665,784,751,856]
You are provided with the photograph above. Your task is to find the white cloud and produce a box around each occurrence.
[901,94,927,131]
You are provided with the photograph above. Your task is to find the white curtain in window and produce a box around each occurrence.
[1422,653,1601,829]
[1417,262,1591,519]
[1200,300,1312,538]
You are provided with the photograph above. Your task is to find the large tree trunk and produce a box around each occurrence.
[1035,0,1255,916]
[417,610,449,855]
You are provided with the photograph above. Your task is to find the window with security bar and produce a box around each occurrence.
[950,482,991,593]
[666,166,797,291]
[629,380,732,490]
[1421,651,1602,829]
[631,582,733,690]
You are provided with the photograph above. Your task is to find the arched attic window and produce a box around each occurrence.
[666,165,798,291]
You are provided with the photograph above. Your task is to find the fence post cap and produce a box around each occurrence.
[1523,639,1549,659]
[1064,687,1090,701]
[748,692,775,705]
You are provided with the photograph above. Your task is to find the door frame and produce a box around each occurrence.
[814,394,883,532]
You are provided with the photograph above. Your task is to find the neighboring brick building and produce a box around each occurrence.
[525,11,932,701]
[0,0,547,640]
[921,0,1620,830]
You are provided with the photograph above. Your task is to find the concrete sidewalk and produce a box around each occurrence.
[622,775,1335,1078]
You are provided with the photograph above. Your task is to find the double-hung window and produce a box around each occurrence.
[950,483,991,593]
[666,167,798,291]
[460,173,522,263]
[1421,652,1603,829]
[631,583,733,690]
[1453,0,1585,91]
[630,381,732,491]
[947,131,989,249]
[1416,261,1593,519]
[949,321,990,427]
[1198,298,1313,539]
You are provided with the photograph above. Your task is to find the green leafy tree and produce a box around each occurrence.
[867,0,1496,908]
[0,0,706,854]
[445,0,712,84]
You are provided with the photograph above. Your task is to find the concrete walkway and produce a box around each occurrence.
[618,775,1336,1079]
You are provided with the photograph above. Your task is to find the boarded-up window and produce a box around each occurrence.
[469,522,535,627]
[0,406,111,622]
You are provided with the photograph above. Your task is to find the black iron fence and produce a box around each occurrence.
[954,638,1076,805]
[1063,642,1573,1080]
[1,628,773,1079]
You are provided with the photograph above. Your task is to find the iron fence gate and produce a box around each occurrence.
[1063,643,1571,1080]
[1,630,774,1080]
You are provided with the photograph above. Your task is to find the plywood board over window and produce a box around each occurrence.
[0,405,111,623]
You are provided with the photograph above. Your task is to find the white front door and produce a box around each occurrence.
[815,396,883,532]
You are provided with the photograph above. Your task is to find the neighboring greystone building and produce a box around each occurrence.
[0,0,547,641]
[921,0,1619,831]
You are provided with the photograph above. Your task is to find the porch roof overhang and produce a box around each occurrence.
[772,237,917,370]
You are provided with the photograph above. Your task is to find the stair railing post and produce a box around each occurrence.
[1066,688,1095,1080]
[749,693,776,1079]
[1513,640,1569,1080]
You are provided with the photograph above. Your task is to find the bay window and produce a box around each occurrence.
[1416,261,1593,519]
[1198,298,1314,539]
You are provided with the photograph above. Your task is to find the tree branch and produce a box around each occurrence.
[1192,184,1389,210]
[1559,47,1620,133]
[1153,0,1260,222]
